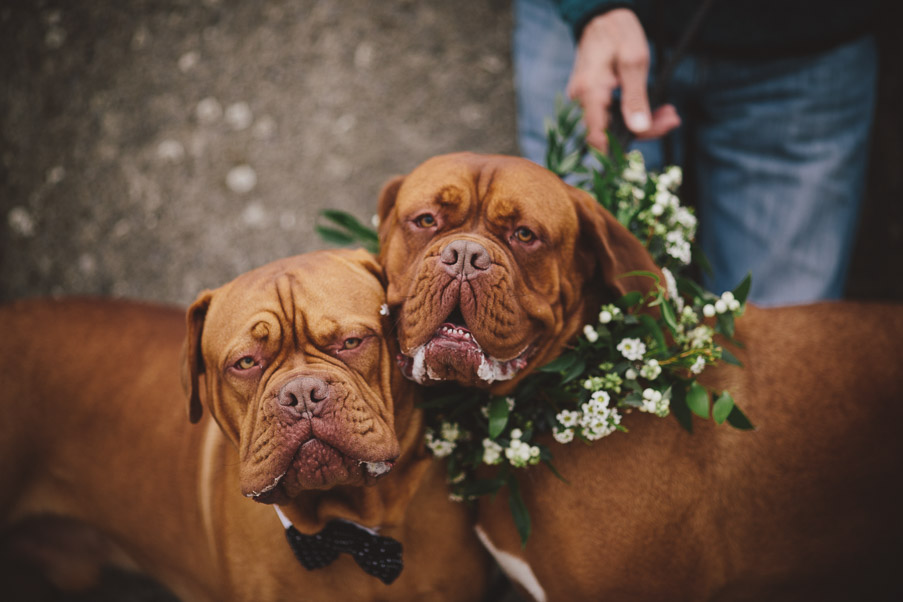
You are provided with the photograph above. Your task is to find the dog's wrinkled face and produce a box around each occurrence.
[183,250,399,504]
[378,153,660,394]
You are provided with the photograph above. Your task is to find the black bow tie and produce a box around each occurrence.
[282,517,404,584]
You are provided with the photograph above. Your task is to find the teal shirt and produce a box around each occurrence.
[556,0,878,57]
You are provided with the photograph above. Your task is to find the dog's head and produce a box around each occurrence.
[378,152,661,393]
[182,249,401,504]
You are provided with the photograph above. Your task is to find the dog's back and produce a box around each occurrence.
[479,301,903,601]
[0,298,211,598]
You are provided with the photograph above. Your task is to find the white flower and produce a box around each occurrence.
[665,230,692,264]
[640,359,662,380]
[688,325,714,349]
[703,304,716,318]
[715,300,728,314]
[599,310,613,324]
[505,438,541,467]
[650,202,665,217]
[673,207,697,231]
[440,421,460,442]
[482,438,503,465]
[510,428,523,440]
[661,267,679,300]
[617,337,646,361]
[425,431,456,457]
[583,324,599,343]
[590,390,611,405]
[625,368,638,381]
[556,409,581,428]
[553,427,574,444]
[680,305,698,326]
[721,291,740,311]
[690,356,706,375]
[640,388,669,417]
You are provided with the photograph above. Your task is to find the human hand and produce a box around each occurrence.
[566,8,681,152]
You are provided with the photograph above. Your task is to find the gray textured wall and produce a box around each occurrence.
[1,0,516,307]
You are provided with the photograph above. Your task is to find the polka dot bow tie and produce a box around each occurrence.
[274,506,404,584]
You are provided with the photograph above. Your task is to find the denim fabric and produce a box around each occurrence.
[513,0,877,306]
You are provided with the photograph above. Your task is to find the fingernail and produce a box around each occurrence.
[629,112,650,132]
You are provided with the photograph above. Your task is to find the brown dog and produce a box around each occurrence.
[0,249,489,601]
[378,152,903,601]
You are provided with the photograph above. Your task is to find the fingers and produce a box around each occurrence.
[635,104,682,140]
[568,9,680,153]
[615,45,652,135]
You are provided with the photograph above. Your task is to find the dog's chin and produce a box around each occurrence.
[397,323,532,388]
[245,440,396,503]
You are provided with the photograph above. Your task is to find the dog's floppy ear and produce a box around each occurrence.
[181,291,213,424]
[570,185,663,299]
[376,175,405,239]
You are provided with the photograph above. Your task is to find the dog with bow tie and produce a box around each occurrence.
[0,249,489,601]
[377,152,903,601]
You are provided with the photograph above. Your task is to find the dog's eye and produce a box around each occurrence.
[342,337,362,350]
[234,356,256,370]
[513,226,536,243]
[414,214,436,228]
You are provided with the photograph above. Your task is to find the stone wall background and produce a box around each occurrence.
[1,0,517,307]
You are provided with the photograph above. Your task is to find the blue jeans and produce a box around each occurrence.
[513,0,877,306]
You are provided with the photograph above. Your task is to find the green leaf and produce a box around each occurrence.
[457,477,505,498]
[319,210,379,246]
[726,404,756,430]
[538,351,579,373]
[560,357,587,384]
[315,225,356,246]
[676,276,708,302]
[671,385,693,433]
[686,382,710,419]
[732,273,753,305]
[660,298,679,335]
[488,396,511,439]
[638,314,666,354]
[716,312,736,339]
[616,270,661,286]
[719,346,743,367]
[712,392,735,424]
[617,291,643,310]
[507,475,532,546]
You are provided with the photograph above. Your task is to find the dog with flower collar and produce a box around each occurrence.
[0,249,489,600]
[377,152,903,601]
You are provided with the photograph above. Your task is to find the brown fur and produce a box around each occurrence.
[378,153,903,600]
[0,249,489,601]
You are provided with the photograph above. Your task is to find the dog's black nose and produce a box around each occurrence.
[441,240,490,278]
[278,376,329,411]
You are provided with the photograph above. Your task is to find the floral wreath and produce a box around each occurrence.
[317,102,753,544]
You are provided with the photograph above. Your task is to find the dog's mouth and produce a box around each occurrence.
[397,307,533,387]
[246,438,397,504]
